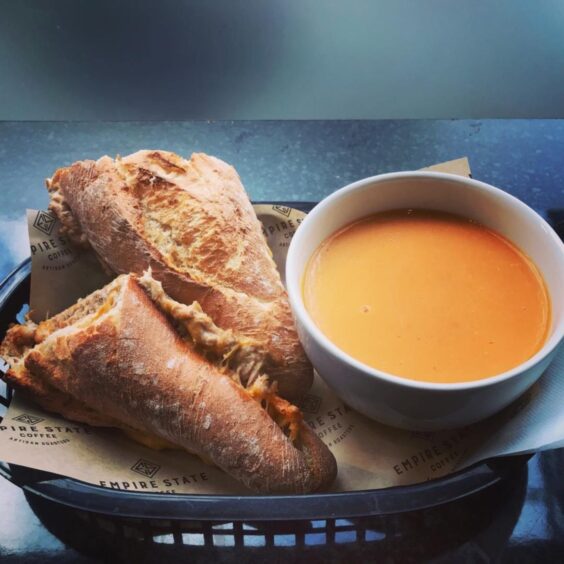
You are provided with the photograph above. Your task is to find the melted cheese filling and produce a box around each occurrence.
[2,272,303,447]
[139,271,303,442]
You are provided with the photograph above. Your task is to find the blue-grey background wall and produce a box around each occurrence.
[1,0,564,120]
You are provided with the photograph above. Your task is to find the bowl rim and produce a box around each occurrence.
[286,170,564,392]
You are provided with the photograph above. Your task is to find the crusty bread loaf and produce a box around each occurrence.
[46,150,312,400]
[1,274,336,493]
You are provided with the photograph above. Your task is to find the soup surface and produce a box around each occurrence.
[303,209,551,383]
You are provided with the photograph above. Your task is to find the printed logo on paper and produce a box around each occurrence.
[272,205,292,218]
[12,413,45,425]
[131,458,161,478]
[33,211,57,236]
[410,431,435,441]
[300,394,322,415]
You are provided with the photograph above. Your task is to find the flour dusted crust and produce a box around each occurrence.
[1,275,336,493]
[47,151,312,399]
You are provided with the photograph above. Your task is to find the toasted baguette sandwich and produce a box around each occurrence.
[0,273,336,494]
[46,150,311,400]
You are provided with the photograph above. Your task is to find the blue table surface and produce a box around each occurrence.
[0,120,563,562]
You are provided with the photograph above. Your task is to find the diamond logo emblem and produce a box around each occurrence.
[300,394,322,415]
[272,205,292,218]
[12,413,45,425]
[130,458,161,478]
[33,211,56,236]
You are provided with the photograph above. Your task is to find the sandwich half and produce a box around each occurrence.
[47,150,312,400]
[0,273,336,494]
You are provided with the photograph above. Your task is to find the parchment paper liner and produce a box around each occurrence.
[2,156,563,495]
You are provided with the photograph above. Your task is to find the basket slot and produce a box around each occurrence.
[243,533,266,547]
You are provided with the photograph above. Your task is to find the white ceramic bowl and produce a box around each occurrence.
[286,171,564,431]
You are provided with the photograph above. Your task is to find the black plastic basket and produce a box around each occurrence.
[0,202,537,556]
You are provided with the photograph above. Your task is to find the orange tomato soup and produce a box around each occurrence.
[303,209,551,383]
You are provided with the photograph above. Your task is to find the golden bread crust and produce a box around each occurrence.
[47,150,312,399]
[2,276,336,493]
